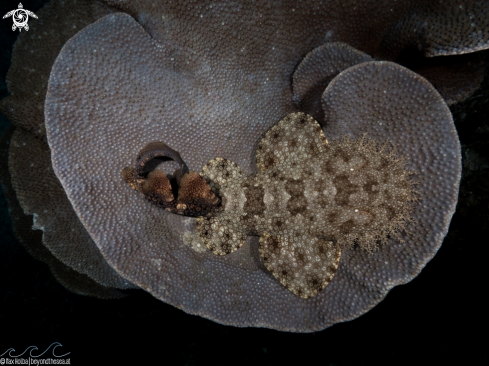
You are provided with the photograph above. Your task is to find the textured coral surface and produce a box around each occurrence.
[44,9,460,329]
[0,0,488,362]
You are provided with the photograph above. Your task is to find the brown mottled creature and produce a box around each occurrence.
[123,112,418,298]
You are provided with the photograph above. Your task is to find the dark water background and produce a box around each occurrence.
[0,0,487,364]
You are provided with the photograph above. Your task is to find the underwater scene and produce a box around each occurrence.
[1,0,487,364]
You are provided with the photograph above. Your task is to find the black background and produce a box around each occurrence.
[1,1,487,364]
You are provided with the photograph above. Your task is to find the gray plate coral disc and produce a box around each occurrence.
[45,12,461,331]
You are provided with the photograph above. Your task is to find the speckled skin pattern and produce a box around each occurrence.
[44,0,461,329]
[196,113,416,298]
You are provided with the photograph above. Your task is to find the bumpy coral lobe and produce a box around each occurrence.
[0,0,135,292]
[0,0,113,140]
[292,43,373,122]
[7,127,133,290]
[0,126,126,299]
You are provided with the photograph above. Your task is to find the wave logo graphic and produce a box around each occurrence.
[0,342,70,358]
[3,3,38,32]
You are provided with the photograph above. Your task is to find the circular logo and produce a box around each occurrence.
[12,9,28,28]
[3,3,38,32]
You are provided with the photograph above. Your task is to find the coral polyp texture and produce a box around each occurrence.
[44,8,461,329]
[1,0,484,331]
